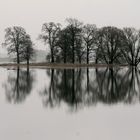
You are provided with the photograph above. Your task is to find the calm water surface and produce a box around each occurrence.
[0,67,140,140]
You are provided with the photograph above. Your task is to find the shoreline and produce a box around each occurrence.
[0,63,129,69]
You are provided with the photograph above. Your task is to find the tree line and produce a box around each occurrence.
[2,18,140,66]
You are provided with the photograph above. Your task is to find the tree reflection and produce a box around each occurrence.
[96,68,126,104]
[40,69,84,110]
[4,67,34,103]
[40,67,140,111]
[40,69,60,108]
[122,68,140,104]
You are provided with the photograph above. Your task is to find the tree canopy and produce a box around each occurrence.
[1,18,140,66]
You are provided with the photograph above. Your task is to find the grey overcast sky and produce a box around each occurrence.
[0,0,140,52]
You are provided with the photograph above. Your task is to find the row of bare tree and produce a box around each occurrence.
[2,18,140,66]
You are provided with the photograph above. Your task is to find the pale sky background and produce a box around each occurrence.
[0,0,140,53]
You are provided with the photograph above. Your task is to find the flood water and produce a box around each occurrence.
[0,67,140,140]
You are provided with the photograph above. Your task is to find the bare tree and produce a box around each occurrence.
[65,18,83,63]
[122,27,140,66]
[96,26,126,64]
[20,34,34,65]
[82,24,97,64]
[75,36,85,63]
[39,22,61,63]
[3,26,27,64]
[56,28,72,63]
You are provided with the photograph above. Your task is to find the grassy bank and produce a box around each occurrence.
[0,62,129,69]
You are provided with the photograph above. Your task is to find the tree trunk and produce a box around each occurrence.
[51,48,54,63]
[27,59,29,69]
[79,58,81,64]
[17,49,20,64]
[72,33,75,64]
[95,58,98,64]
[78,56,82,64]
[27,58,29,67]
[72,45,75,64]
[64,46,66,63]
[109,59,113,64]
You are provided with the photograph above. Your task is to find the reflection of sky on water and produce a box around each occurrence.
[0,67,140,140]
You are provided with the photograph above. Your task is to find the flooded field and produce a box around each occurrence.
[0,67,140,140]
